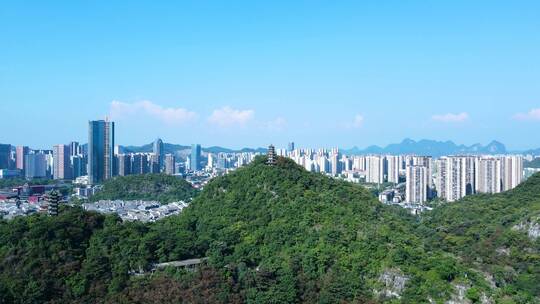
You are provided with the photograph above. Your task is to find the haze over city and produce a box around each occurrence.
[1,1,539,149]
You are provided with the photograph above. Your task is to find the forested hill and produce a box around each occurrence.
[89,173,198,203]
[1,157,539,303]
[171,156,491,303]
[420,172,540,301]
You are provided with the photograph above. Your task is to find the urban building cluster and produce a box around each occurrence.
[0,119,261,186]
[0,120,115,183]
[0,120,536,220]
[0,189,62,219]
[281,143,525,205]
[0,199,43,220]
[82,200,189,222]
[0,118,263,214]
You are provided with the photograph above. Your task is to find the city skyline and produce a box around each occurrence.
[1,1,539,149]
[0,132,537,154]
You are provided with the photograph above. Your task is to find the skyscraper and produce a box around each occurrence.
[16,146,30,173]
[0,144,11,169]
[131,153,149,174]
[190,144,201,171]
[117,154,132,176]
[207,153,215,169]
[165,154,176,175]
[24,152,47,179]
[53,144,71,180]
[71,155,85,179]
[153,138,164,171]
[149,154,160,173]
[114,145,124,155]
[70,141,80,157]
[288,142,295,152]
[88,119,115,184]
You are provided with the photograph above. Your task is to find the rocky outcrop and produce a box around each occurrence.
[375,268,409,299]
[445,283,493,304]
[495,247,510,256]
[512,216,540,240]
[446,283,471,304]
[480,293,493,304]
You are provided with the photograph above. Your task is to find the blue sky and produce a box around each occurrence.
[1,1,539,150]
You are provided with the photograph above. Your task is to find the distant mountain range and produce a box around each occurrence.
[341,138,508,157]
[119,138,537,158]
[523,148,540,155]
[122,143,267,155]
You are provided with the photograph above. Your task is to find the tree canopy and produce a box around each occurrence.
[1,157,539,303]
[90,173,198,203]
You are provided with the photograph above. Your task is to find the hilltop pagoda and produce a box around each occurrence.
[267,144,276,165]
[47,190,61,216]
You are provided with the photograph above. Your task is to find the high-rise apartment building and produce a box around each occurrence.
[165,154,176,175]
[131,153,149,174]
[318,156,329,173]
[365,155,384,184]
[149,154,160,173]
[288,142,295,152]
[406,165,427,203]
[503,155,523,191]
[330,152,340,176]
[117,154,132,176]
[386,155,400,183]
[435,158,448,199]
[352,156,366,172]
[53,144,71,180]
[476,157,503,194]
[408,156,433,198]
[435,155,524,200]
[88,119,115,184]
[16,146,30,173]
[461,156,476,196]
[445,156,465,202]
[207,153,215,169]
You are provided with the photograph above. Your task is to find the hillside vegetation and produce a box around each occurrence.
[0,157,539,303]
[421,173,540,302]
[90,174,198,203]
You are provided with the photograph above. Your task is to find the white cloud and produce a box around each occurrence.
[265,117,287,131]
[513,108,540,121]
[110,100,197,124]
[431,112,469,123]
[352,114,364,128]
[208,106,254,127]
